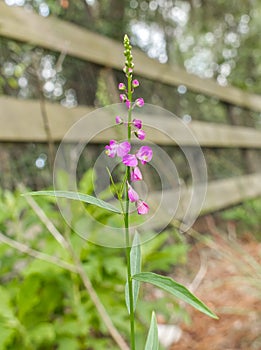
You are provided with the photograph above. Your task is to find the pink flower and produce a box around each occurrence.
[135,97,144,107]
[115,116,123,124]
[105,140,117,158]
[132,79,139,88]
[120,94,127,102]
[122,154,138,167]
[136,129,146,140]
[117,141,131,157]
[128,183,139,202]
[126,99,131,109]
[105,140,131,158]
[118,83,126,90]
[136,146,153,164]
[133,119,142,129]
[131,166,142,182]
[136,200,149,215]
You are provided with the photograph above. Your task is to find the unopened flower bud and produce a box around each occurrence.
[115,116,123,124]
[133,119,142,129]
[120,94,127,102]
[132,79,139,88]
[126,99,131,109]
[136,129,146,140]
[136,97,144,107]
[118,83,126,90]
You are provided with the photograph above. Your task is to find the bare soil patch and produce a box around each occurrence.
[170,230,261,350]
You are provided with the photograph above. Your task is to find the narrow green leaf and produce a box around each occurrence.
[125,232,141,313]
[23,191,122,214]
[133,272,218,319]
[145,311,159,350]
[131,232,141,276]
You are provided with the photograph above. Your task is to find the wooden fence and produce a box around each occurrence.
[0,3,261,221]
[1,3,261,112]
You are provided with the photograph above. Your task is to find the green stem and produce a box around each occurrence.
[124,205,136,350]
[124,70,136,350]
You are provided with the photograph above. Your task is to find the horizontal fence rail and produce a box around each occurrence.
[1,3,261,112]
[146,173,261,230]
[1,97,261,147]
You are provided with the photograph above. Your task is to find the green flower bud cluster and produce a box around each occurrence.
[123,34,134,76]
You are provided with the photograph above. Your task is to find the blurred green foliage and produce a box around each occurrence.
[220,197,261,240]
[0,170,189,349]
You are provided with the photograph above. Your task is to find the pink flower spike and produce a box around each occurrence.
[131,166,142,182]
[133,119,142,129]
[126,99,131,109]
[105,140,117,158]
[136,129,146,140]
[128,183,139,202]
[132,79,140,88]
[118,83,126,90]
[120,94,127,102]
[137,200,149,215]
[115,116,123,124]
[117,141,131,158]
[122,154,138,167]
[136,146,153,164]
[136,97,144,107]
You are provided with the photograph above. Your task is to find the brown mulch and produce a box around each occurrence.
[170,229,261,350]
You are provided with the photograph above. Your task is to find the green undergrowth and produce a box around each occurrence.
[0,170,189,350]
[219,197,261,241]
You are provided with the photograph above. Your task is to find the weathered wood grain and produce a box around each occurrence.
[0,3,261,112]
[146,173,261,231]
[1,97,261,148]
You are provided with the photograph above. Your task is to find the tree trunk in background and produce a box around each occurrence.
[100,0,127,40]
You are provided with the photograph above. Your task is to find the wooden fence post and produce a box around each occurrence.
[226,104,261,173]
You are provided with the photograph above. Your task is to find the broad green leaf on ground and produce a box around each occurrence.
[125,232,141,313]
[133,272,218,319]
[24,191,122,214]
[145,311,158,350]
[28,323,56,346]
[0,286,18,349]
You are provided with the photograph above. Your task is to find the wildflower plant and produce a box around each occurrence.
[26,35,217,349]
